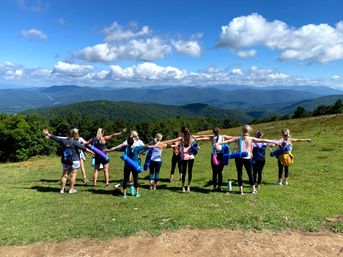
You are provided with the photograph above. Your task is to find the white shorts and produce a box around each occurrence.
[62,161,80,174]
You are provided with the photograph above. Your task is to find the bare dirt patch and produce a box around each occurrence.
[1,229,343,257]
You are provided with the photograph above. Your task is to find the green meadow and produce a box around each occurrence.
[0,114,342,246]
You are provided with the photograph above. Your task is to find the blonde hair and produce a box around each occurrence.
[155,133,163,142]
[96,128,104,139]
[130,130,139,138]
[242,125,252,136]
[282,128,290,137]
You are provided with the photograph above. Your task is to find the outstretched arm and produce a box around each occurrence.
[216,136,238,146]
[103,128,127,141]
[291,138,312,143]
[160,136,182,145]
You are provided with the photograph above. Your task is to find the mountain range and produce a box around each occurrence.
[1,85,342,118]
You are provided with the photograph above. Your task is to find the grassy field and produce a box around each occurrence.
[0,114,342,246]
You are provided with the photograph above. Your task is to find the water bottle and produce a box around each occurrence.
[130,185,135,196]
[91,157,95,167]
[227,180,232,192]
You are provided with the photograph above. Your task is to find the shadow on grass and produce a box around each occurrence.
[87,187,123,196]
[30,186,60,193]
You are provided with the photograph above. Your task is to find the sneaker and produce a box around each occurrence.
[239,186,244,195]
[211,188,217,192]
[274,181,283,186]
[82,177,89,183]
[282,180,288,185]
[60,189,65,194]
[105,184,110,188]
[187,186,190,192]
[251,190,257,194]
[123,193,127,199]
[169,175,174,182]
[136,192,141,198]
[114,183,121,189]
[182,187,186,193]
[69,189,77,194]
[217,187,222,192]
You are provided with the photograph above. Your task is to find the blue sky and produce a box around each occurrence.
[1,0,343,89]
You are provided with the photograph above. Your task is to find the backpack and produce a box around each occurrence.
[278,152,294,167]
[63,140,74,164]
[190,140,199,156]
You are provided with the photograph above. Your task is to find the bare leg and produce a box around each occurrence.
[69,169,77,190]
[103,163,110,186]
[93,168,99,186]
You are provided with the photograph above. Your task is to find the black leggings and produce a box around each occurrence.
[235,158,254,186]
[211,153,224,188]
[278,159,289,179]
[123,167,139,189]
[181,159,194,185]
[170,153,181,176]
[253,159,265,185]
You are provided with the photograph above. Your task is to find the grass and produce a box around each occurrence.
[0,114,343,245]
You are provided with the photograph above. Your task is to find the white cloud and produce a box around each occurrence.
[331,75,341,81]
[237,49,256,58]
[21,29,48,40]
[104,22,150,42]
[78,38,172,62]
[171,39,202,57]
[52,61,93,77]
[76,22,204,62]
[2,61,343,89]
[109,62,187,81]
[218,13,343,63]
[230,68,243,75]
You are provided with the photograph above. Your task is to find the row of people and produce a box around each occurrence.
[43,125,311,196]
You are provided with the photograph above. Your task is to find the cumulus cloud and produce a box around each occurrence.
[171,39,202,57]
[21,29,48,40]
[76,22,204,63]
[237,49,256,58]
[331,75,341,81]
[2,60,342,89]
[78,38,172,62]
[0,61,24,80]
[52,61,94,77]
[104,22,150,42]
[218,13,343,63]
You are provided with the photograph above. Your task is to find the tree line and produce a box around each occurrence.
[1,99,341,163]
[251,99,343,124]
[0,112,239,162]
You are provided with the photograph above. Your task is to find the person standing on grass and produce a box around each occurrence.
[148,133,168,190]
[43,128,94,194]
[84,128,126,188]
[195,127,234,192]
[72,128,89,183]
[252,131,274,190]
[108,137,155,198]
[169,131,182,182]
[273,128,312,186]
[161,126,205,193]
[216,125,275,195]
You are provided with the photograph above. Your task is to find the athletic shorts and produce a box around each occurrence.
[62,161,80,174]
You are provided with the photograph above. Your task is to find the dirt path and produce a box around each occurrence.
[1,229,343,257]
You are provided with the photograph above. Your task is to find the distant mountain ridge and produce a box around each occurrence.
[23,100,253,124]
[1,85,342,115]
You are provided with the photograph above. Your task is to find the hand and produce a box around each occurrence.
[43,128,50,138]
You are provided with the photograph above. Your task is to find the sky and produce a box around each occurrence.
[1,0,343,89]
